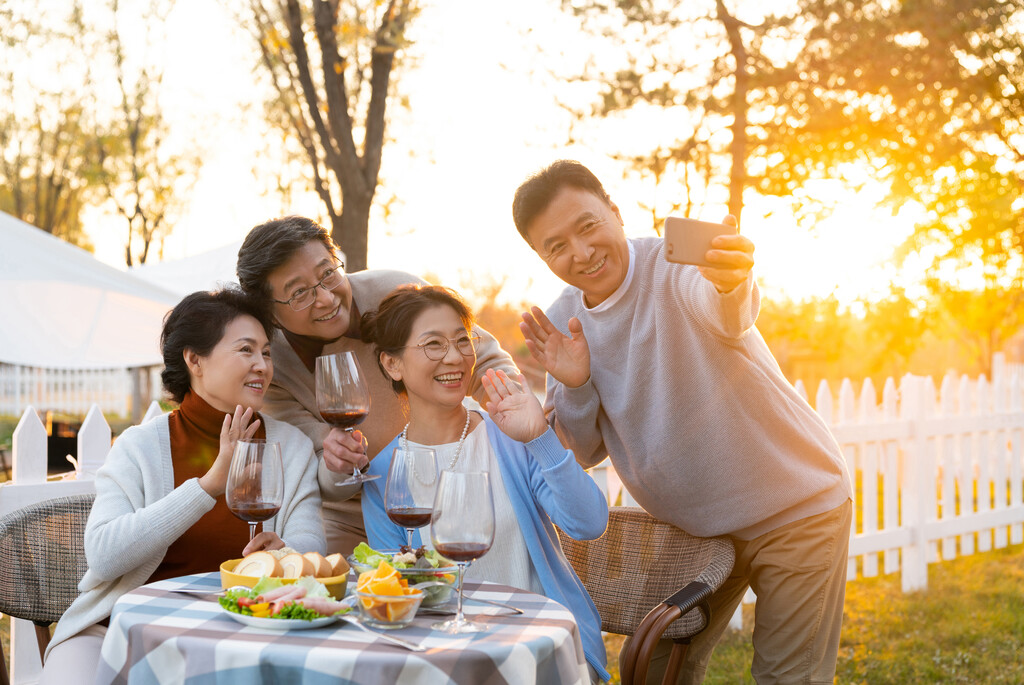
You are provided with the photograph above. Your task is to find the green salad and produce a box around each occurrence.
[218,576,350,621]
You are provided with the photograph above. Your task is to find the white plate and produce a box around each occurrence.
[220,606,341,630]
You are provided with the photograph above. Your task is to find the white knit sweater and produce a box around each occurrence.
[46,413,325,657]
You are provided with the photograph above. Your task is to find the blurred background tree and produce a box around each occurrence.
[92,0,203,266]
[244,0,419,272]
[0,1,97,248]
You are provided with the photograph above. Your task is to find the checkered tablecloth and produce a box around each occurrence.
[94,572,589,685]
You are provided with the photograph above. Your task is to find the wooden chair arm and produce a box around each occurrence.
[622,581,716,685]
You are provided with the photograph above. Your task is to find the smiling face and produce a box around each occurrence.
[266,240,353,341]
[381,304,476,412]
[188,315,273,413]
[524,185,631,307]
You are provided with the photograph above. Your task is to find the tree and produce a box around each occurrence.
[245,0,418,272]
[559,0,806,226]
[755,0,1024,277]
[0,1,96,247]
[91,0,202,266]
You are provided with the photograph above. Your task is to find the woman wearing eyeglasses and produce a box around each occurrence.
[358,284,610,684]
[236,216,519,556]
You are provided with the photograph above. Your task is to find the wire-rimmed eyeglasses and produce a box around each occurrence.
[403,334,481,361]
[272,262,345,312]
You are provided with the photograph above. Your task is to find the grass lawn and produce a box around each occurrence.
[2,543,1021,682]
[601,542,1024,684]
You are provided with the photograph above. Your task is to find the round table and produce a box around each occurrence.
[94,572,590,685]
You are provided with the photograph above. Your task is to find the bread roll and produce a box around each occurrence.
[279,552,315,578]
[303,552,333,578]
[234,551,282,578]
[325,553,350,577]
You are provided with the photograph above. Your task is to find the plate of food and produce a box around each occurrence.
[347,543,458,607]
[218,577,353,631]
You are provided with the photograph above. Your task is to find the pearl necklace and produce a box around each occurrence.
[401,408,472,470]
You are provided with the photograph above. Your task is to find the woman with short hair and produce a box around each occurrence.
[39,288,325,684]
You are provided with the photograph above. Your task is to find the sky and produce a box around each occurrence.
[81,0,923,310]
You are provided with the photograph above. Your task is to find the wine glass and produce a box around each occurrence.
[226,439,284,541]
[430,470,495,633]
[315,351,379,485]
[385,446,438,548]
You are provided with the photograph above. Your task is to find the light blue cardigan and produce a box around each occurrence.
[362,414,611,682]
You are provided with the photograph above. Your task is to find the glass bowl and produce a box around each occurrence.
[354,588,424,628]
[346,553,457,607]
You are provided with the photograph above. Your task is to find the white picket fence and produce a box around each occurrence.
[588,360,1024,626]
[0,364,162,416]
[2,360,1024,682]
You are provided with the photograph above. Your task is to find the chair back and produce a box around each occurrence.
[0,494,95,624]
[557,506,734,639]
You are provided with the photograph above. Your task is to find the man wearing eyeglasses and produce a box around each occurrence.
[513,161,853,685]
[236,216,518,556]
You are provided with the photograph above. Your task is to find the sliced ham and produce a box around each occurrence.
[297,596,347,616]
[258,584,307,603]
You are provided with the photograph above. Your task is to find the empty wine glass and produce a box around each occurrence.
[315,351,379,485]
[385,445,438,548]
[226,439,284,541]
[430,470,495,633]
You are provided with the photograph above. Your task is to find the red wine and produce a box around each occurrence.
[435,542,491,562]
[230,502,281,522]
[386,507,432,528]
[320,409,368,429]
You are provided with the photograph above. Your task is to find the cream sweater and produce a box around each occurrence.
[545,237,852,539]
[262,269,519,553]
[46,414,324,657]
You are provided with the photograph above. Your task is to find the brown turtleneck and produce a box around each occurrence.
[146,392,266,583]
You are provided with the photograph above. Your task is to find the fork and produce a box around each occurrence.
[337,615,426,651]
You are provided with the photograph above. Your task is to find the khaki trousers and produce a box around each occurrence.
[622,499,852,685]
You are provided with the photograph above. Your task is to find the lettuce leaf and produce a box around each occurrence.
[295,575,330,598]
[251,576,285,596]
[352,542,390,567]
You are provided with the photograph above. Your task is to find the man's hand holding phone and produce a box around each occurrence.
[665,214,755,293]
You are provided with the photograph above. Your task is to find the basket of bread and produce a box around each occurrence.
[221,547,350,598]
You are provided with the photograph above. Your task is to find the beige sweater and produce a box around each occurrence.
[262,269,519,554]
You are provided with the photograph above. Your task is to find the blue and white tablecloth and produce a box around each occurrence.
[94,572,589,685]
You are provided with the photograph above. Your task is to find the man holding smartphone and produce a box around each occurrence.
[514,160,853,684]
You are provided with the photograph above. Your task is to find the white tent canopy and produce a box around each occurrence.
[0,212,180,369]
[130,240,243,297]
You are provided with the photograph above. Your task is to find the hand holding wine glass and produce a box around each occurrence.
[226,440,284,542]
[315,351,379,485]
[430,470,495,634]
[385,446,438,548]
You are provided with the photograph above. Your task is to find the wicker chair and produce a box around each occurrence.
[0,494,95,685]
[557,506,734,685]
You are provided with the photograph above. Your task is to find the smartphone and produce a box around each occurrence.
[664,217,738,267]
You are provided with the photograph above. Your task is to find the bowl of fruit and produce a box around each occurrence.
[347,543,457,607]
[354,561,425,628]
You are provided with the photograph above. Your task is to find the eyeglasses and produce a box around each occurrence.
[272,263,345,312]
[404,334,481,361]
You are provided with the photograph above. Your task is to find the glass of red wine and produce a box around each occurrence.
[385,446,438,548]
[430,470,495,633]
[226,439,284,541]
[315,351,379,486]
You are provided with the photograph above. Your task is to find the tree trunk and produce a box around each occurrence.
[717,0,748,224]
[332,192,372,272]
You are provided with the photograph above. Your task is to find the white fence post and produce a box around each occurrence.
[77,404,112,476]
[12,407,47,485]
[900,374,929,592]
[142,400,165,423]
